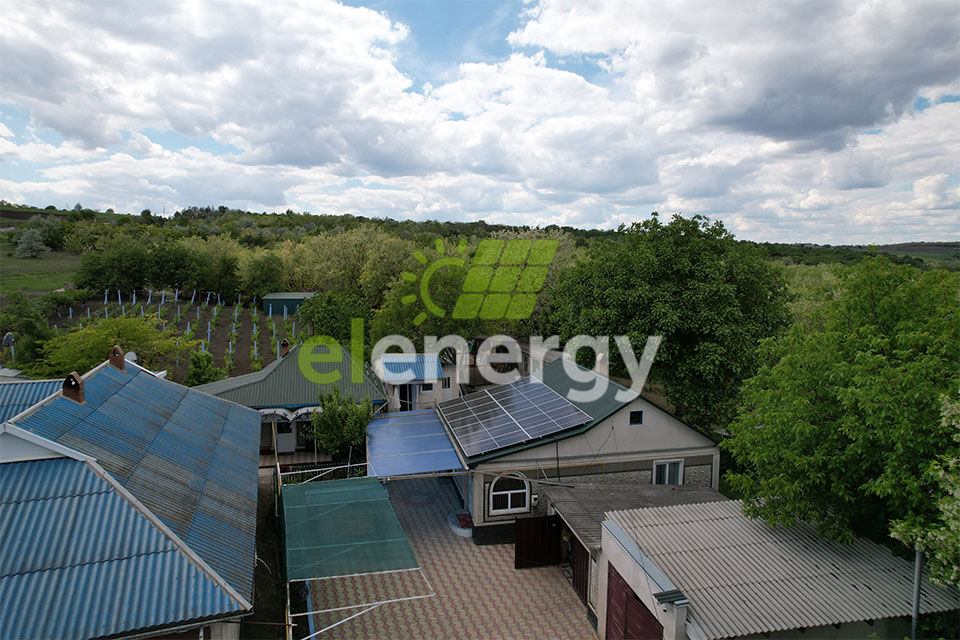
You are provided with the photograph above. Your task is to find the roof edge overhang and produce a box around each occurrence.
[0,422,94,462]
[99,609,251,640]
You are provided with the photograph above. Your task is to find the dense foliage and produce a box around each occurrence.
[549,214,791,430]
[26,316,191,378]
[308,388,373,459]
[723,257,960,544]
[184,350,226,386]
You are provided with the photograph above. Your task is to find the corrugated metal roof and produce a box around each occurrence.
[196,343,385,408]
[11,363,260,603]
[0,458,243,640]
[378,354,444,383]
[541,483,725,551]
[607,501,960,639]
[262,292,316,301]
[0,379,61,421]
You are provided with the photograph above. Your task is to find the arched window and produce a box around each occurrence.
[489,473,530,515]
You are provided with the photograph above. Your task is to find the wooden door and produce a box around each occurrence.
[606,563,663,640]
[572,535,589,604]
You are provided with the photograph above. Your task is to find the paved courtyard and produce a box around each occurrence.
[307,477,597,639]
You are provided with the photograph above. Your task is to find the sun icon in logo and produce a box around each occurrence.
[401,238,468,326]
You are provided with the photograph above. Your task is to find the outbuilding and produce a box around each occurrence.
[262,291,315,317]
[598,500,960,640]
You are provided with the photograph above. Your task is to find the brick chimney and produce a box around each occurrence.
[108,345,126,371]
[280,339,290,357]
[63,372,84,404]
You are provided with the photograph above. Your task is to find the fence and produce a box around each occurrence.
[278,461,369,486]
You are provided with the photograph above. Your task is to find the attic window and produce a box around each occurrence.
[629,410,643,425]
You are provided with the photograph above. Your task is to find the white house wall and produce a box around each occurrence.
[467,398,718,528]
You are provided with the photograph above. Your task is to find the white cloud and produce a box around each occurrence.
[0,0,957,243]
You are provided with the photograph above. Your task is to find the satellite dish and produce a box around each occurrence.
[125,351,138,362]
[2,332,14,347]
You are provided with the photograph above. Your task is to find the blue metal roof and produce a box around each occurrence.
[366,410,464,477]
[0,380,61,421]
[0,458,243,640]
[10,363,260,602]
[379,354,444,383]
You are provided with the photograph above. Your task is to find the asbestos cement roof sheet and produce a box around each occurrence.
[0,379,61,422]
[0,458,243,640]
[607,500,960,639]
[10,363,260,603]
[366,410,464,477]
[540,483,724,552]
[195,342,385,409]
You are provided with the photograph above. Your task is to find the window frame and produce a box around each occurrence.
[442,377,451,389]
[629,410,643,425]
[420,381,434,392]
[488,472,531,516]
[653,459,683,486]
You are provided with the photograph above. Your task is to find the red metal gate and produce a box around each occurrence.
[605,563,663,640]
[514,514,561,569]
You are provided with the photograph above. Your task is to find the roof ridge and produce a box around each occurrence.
[84,459,252,611]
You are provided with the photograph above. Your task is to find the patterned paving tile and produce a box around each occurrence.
[308,477,597,639]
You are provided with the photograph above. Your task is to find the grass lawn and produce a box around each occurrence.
[0,246,83,297]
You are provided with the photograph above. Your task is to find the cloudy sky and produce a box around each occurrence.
[1,0,958,243]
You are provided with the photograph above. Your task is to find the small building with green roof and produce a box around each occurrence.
[262,291,315,317]
[196,341,385,457]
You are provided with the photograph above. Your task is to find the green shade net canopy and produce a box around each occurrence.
[282,477,419,582]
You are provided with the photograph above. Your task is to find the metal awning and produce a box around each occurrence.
[366,410,465,477]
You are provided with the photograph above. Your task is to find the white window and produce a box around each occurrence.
[653,460,683,486]
[421,382,434,392]
[489,473,530,515]
[442,377,451,389]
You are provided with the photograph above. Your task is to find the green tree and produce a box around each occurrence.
[723,257,960,543]
[27,316,190,377]
[549,213,790,430]
[892,395,960,586]
[14,228,49,258]
[0,293,53,365]
[184,350,225,386]
[298,291,371,348]
[308,388,372,459]
[242,252,287,300]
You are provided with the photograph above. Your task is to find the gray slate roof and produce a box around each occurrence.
[608,500,960,640]
[541,482,724,552]
[195,343,385,409]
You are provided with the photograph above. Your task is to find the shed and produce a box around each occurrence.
[262,291,316,316]
[599,500,960,640]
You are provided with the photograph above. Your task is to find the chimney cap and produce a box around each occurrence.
[280,339,291,357]
[62,372,84,404]
[109,345,126,371]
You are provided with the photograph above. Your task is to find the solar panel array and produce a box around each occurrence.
[438,377,592,457]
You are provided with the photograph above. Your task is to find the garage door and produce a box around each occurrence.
[606,563,663,640]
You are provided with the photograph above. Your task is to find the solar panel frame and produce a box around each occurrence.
[437,377,591,457]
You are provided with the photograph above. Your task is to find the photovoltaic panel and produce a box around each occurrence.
[437,377,591,457]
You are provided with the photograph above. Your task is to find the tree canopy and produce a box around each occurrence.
[26,316,190,378]
[184,350,226,386]
[548,213,790,430]
[723,257,960,544]
[308,388,372,459]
